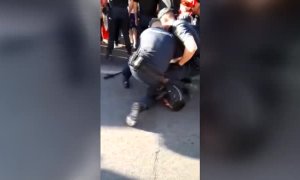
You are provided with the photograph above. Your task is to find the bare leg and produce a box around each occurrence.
[129,29,133,44]
[132,28,137,49]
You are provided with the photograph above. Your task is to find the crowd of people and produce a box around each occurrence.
[100,0,200,53]
[101,0,200,127]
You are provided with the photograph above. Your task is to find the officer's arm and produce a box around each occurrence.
[179,37,197,66]
[174,24,198,66]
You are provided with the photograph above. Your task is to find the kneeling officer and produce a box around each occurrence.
[126,19,184,127]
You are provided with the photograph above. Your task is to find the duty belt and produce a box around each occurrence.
[128,48,147,71]
[128,49,168,84]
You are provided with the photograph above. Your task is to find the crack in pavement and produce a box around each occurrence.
[153,148,160,180]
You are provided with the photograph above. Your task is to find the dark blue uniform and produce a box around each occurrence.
[129,27,177,108]
[138,28,176,73]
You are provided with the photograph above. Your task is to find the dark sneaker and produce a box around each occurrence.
[126,102,142,127]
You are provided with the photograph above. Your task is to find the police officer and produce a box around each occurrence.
[126,19,182,127]
[106,0,133,58]
[158,8,200,81]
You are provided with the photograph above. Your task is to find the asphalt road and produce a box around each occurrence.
[100,42,200,180]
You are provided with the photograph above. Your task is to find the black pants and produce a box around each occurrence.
[129,58,167,109]
[107,7,131,55]
[122,64,132,81]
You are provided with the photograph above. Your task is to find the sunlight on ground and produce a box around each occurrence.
[100,127,200,180]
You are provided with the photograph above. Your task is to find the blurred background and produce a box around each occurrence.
[0,0,100,179]
[201,0,300,179]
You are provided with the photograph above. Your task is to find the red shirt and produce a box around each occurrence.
[179,0,198,14]
[181,0,197,8]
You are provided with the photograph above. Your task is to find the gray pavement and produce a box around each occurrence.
[100,43,200,180]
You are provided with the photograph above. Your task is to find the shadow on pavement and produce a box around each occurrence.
[101,169,137,180]
[135,84,200,159]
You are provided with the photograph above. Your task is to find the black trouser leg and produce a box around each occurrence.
[100,18,103,42]
[139,85,158,109]
[115,23,120,45]
[122,65,132,81]
[121,15,132,55]
[130,62,166,108]
[107,10,117,55]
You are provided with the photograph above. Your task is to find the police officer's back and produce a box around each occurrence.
[138,27,176,73]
